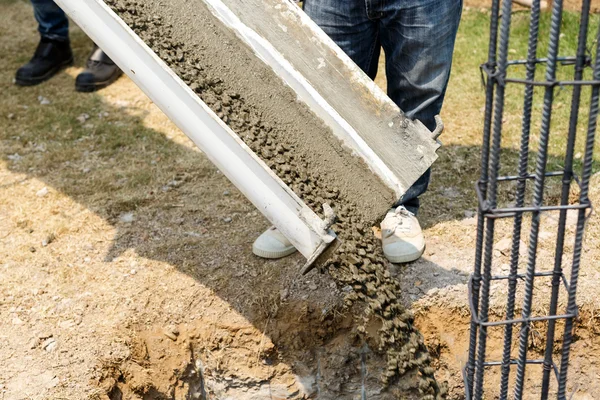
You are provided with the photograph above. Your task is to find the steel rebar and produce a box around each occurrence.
[557,24,600,399]
[540,1,592,398]
[466,0,502,393]
[472,0,515,396]
[513,0,565,396]
[498,0,542,397]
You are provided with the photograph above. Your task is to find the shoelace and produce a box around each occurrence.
[383,206,414,237]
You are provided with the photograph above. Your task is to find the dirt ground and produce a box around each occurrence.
[1,1,599,399]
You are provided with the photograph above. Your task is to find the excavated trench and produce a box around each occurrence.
[104,0,444,397]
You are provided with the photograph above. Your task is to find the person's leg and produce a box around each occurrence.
[376,0,461,263]
[380,0,462,214]
[15,0,72,86]
[303,0,381,80]
[75,45,123,93]
[253,0,381,260]
[31,0,69,42]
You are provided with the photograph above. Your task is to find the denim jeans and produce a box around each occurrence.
[303,0,461,214]
[31,0,69,42]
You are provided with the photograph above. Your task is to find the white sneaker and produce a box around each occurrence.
[380,206,425,263]
[252,226,298,259]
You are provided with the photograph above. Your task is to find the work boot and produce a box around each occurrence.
[15,37,73,86]
[253,226,297,259]
[75,46,122,92]
[381,206,425,263]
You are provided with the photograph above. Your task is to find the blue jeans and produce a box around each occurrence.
[304,0,461,214]
[31,0,69,42]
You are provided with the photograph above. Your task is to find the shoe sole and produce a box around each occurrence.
[384,244,426,264]
[75,70,123,93]
[252,245,297,259]
[15,57,74,87]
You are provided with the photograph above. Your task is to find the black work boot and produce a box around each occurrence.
[15,37,73,86]
[75,46,122,92]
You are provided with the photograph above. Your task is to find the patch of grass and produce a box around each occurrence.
[0,1,203,224]
[451,9,600,164]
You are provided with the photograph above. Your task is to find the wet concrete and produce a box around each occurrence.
[105,0,444,397]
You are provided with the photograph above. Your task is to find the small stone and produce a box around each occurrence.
[164,331,177,341]
[163,326,179,341]
[42,233,56,247]
[38,96,51,105]
[12,316,24,325]
[280,288,289,301]
[8,113,15,119]
[130,269,137,275]
[223,217,232,223]
[119,212,135,223]
[36,187,49,197]
[222,190,230,196]
[7,153,22,161]
[77,113,90,124]
[308,282,318,291]
[43,338,57,352]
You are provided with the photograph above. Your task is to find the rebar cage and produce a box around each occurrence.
[464,0,599,398]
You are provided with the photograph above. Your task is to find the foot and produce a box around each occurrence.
[252,226,297,259]
[15,37,73,86]
[75,46,122,92]
[381,206,425,263]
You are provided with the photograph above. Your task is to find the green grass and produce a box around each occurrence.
[502,10,600,166]
[454,9,600,167]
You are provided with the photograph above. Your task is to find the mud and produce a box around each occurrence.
[104,0,443,397]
